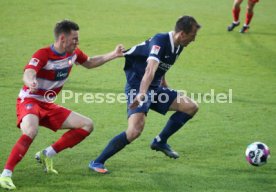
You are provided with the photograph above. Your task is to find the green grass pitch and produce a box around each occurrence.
[0,0,275,191]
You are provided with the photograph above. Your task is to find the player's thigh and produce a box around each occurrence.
[20,114,39,139]
[126,113,146,142]
[249,0,259,4]
[17,98,40,138]
[40,103,71,131]
[61,111,93,131]
[150,86,177,115]
[168,94,198,115]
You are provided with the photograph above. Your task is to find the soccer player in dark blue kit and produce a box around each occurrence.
[89,16,201,173]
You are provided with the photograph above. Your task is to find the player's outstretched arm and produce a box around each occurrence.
[81,44,125,69]
[23,69,38,93]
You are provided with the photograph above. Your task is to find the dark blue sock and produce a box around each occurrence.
[95,132,129,164]
[156,112,192,144]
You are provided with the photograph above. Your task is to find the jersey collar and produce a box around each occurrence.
[169,31,175,53]
[50,44,66,56]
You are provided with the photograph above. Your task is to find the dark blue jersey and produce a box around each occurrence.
[124,32,184,88]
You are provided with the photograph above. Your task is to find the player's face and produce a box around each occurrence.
[64,30,79,53]
[179,25,198,47]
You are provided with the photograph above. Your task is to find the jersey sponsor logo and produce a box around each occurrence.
[159,62,172,71]
[57,71,68,78]
[29,58,40,66]
[150,45,161,55]
[55,67,69,80]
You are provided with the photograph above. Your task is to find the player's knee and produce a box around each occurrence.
[127,129,143,142]
[21,124,38,139]
[247,7,254,14]
[127,124,144,142]
[234,3,241,9]
[82,118,94,133]
[20,115,39,139]
[181,100,199,116]
[190,101,199,115]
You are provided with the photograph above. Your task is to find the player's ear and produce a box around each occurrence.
[60,33,66,42]
[180,31,186,38]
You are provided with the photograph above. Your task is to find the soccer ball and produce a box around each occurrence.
[245,142,270,166]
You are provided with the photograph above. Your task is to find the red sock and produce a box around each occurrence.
[245,12,254,25]
[52,128,90,153]
[232,7,241,22]
[4,135,33,171]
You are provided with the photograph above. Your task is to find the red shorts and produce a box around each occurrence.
[250,0,259,3]
[16,98,71,131]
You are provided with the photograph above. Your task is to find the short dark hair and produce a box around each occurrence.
[54,19,79,38]
[175,16,201,34]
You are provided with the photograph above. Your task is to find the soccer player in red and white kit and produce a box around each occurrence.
[0,20,125,190]
[227,0,260,33]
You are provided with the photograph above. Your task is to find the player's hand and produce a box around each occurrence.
[128,93,146,110]
[160,76,169,88]
[28,80,38,93]
[114,44,125,58]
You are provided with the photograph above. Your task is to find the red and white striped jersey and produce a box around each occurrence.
[19,45,88,102]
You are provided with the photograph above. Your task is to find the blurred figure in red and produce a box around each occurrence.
[227,0,260,33]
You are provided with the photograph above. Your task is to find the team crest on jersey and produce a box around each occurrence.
[150,45,161,55]
[29,58,40,66]
[25,103,33,110]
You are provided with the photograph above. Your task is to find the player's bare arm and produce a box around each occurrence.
[129,59,159,109]
[81,44,125,69]
[23,69,38,93]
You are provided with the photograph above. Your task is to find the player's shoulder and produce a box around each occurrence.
[151,32,170,46]
[36,46,51,53]
[152,32,169,41]
[32,46,51,59]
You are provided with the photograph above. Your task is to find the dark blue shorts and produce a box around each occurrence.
[125,83,178,118]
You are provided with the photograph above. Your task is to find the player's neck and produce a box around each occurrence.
[53,43,66,54]
[172,31,180,47]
